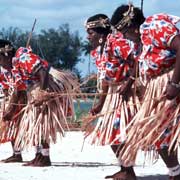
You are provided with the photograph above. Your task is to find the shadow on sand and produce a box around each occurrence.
[52,161,117,167]
[51,162,169,179]
[138,175,168,180]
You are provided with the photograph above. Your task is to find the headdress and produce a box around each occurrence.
[115,4,135,30]
[85,17,111,30]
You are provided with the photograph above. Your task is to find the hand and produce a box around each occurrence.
[166,83,180,100]
[31,99,44,107]
[117,81,133,101]
[3,111,12,121]
[2,104,16,121]
[90,103,103,115]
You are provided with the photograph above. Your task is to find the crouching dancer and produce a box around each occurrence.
[1,44,79,166]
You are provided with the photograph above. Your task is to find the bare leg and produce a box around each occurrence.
[105,144,136,180]
[1,141,22,163]
[33,141,51,167]
[158,147,180,180]
[23,145,42,166]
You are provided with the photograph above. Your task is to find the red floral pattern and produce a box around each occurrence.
[139,13,180,77]
[90,33,135,145]
[91,32,134,82]
[12,47,49,90]
[139,13,180,149]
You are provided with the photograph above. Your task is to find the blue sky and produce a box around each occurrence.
[1,0,180,77]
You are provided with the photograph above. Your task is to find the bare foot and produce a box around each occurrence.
[1,154,22,163]
[105,170,136,180]
[32,155,51,167]
[23,153,42,166]
[169,174,180,180]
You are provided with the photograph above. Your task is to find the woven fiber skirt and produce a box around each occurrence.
[83,80,141,146]
[14,67,80,150]
[119,70,180,165]
[0,92,27,145]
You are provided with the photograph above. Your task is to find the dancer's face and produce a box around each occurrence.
[86,29,103,50]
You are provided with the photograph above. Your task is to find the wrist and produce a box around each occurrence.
[129,76,136,81]
[168,80,180,89]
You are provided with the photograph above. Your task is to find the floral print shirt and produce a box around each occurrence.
[139,13,180,78]
[12,47,49,90]
[91,32,134,83]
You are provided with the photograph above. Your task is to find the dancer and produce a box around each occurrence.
[84,14,141,180]
[0,40,27,163]
[1,44,79,166]
[111,4,180,180]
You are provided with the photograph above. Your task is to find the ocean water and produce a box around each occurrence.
[74,100,93,122]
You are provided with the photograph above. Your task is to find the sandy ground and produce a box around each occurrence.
[0,131,177,180]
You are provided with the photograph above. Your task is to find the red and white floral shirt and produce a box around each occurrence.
[12,47,49,90]
[0,67,10,91]
[139,13,180,78]
[91,32,134,83]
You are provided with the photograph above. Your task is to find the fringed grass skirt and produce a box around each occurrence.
[14,67,80,150]
[119,70,180,165]
[83,81,141,146]
[0,95,26,144]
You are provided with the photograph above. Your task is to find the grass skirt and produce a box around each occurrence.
[119,70,180,165]
[0,94,26,144]
[83,81,141,146]
[14,67,80,149]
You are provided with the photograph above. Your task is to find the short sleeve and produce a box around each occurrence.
[11,68,27,91]
[108,34,132,60]
[15,47,48,76]
[141,14,180,48]
[103,34,133,82]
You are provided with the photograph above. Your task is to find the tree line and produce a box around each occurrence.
[0,24,96,93]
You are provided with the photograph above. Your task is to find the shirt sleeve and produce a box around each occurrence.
[104,35,133,82]
[111,36,132,60]
[11,67,27,91]
[142,16,179,48]
[15,47,48,76]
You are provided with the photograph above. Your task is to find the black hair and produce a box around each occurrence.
[0,39,12,48]
[86,14,111,35]
[111,4,145,29]
[0,39,15,56]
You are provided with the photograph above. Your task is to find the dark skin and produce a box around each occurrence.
[3,90,27,121]
[87,28,108,114]
[121,27,180,100]
[87,28,137,179]
[119,24,180,175]
[121,27,141,44]
[166,35,180,99]
[37,67,49,90]
[0,53,27,121]
[31,67,50,106]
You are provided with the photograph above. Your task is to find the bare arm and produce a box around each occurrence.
[170,35,180,83]
[90,82,108,115]
[35,68,49,90]
[166,35,180,99]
